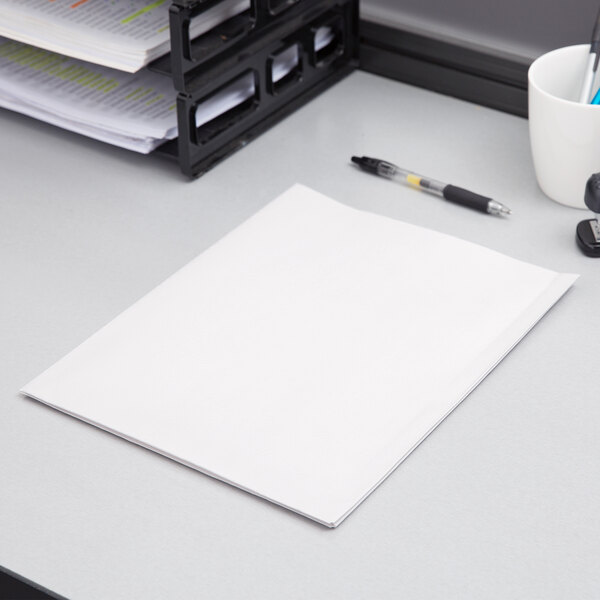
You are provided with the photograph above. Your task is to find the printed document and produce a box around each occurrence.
[0,0,250,72]
[21,185,577,527]
[0,27,334,152]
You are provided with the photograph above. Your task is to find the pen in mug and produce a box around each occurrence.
[579,7,600,103]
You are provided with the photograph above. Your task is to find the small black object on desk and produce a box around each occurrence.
[576,173,600,257]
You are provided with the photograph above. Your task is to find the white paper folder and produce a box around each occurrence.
[22,185,577,527]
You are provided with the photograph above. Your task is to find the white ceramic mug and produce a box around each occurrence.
[528,44,600,208]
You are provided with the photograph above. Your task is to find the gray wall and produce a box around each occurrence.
[361,0,599,60]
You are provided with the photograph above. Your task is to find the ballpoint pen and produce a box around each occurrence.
[579,7,600,103]
[351,156,512,217]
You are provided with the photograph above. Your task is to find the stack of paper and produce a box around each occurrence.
[22,185,577,527]
[0,37,178,152]
[0,0,250,73]
[0,30,332,153]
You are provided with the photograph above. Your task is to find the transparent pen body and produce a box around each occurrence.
[377,161,446,196]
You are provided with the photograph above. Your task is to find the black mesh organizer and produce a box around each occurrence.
[148,0,359,177]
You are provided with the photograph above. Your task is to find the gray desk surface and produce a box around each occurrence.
[1,71,599,600]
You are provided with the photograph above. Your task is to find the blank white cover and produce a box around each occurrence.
[22,185,577,527]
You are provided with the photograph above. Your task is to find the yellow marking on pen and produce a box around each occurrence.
[406,174,422,187]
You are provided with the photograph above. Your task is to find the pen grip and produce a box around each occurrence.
[442,185,491,213]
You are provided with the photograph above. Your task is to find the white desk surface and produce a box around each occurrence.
[1,71,599,600]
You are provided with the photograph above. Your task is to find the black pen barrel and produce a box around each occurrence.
[442,185,491,213]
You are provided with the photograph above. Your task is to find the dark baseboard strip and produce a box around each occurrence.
[0,566,68,600]
[359,20,530,117]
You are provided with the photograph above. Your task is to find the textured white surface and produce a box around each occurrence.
[1,72,599,598]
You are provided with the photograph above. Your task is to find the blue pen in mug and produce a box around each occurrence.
[579,8,600,103]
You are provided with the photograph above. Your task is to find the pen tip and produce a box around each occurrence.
[490,202,512,217]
